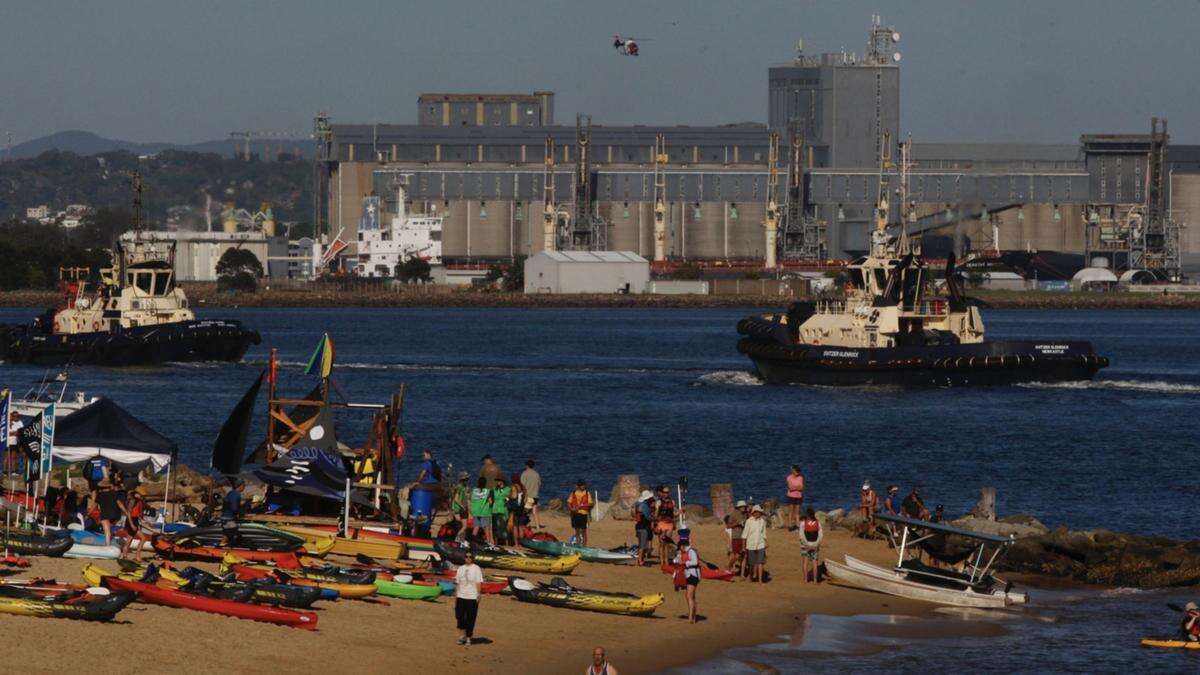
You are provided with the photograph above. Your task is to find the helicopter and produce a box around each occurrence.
[613,34,644,56]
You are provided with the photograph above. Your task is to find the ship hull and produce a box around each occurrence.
[738,338,1107,386]
[0,319,260,367]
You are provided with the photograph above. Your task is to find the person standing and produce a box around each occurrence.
[725,500,748,575]
[673,536,701,624]
[508,473,527,540]
[653,485,676,564]
[786,466,805,531]
[858,481,878,538]
[96,480,128,547]
[520,459,542,530]
[450,472,471,539]
[479,455,504,488]
[454,551,483,646]
[587,647,619,675]
[491,477,512,545]
[120,488,148,561]
[469,477,494,545]
[633,490,654,566]
[84,455,110,501]
[221,478,245,548]
[743,504,768,583]
[798,508,824,584]
[567,480,594,546]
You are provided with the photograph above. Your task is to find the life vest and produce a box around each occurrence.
[353,455,376,484]
[657,498,675,521]
[802,518,820,541]
[567,490,592,514]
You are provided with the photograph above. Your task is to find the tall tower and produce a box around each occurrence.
[652,133,668,262]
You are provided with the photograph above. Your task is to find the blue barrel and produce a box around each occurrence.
[410,486,435,520]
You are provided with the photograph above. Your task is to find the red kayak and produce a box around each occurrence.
[660,562,736,581]
[152,538,301,567]
[98,576,317,629]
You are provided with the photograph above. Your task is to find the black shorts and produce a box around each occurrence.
[686,575,700,586]
[100,508,121,523]
[787,496,803,505]
[570,513,589,530]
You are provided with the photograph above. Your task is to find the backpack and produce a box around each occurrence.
[87,459,106,481]
[430,459,443,482]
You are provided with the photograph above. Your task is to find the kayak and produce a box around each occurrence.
[373,578,442,601]
[1140,639,1200,649]
[1,530,73,557]
[0,586,136,621]
[660,561,736,581]
[64,543,123,560]
[508,577,663,617]
[82,564,318,629]
[165,524,306,552]
[435,540,582,575]
[520,538,635,563]
[166,567,324,609]
[276,526,404,560]
[152,538,301,566]
[307,525,438,561]
[223,561,378,600]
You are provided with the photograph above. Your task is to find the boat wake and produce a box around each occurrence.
[1019,379,1200,395]
[693,371,764,387]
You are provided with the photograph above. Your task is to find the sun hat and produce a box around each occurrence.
[861,481,871,490]
[735,499,747,508]
[1187,601,1198,611]
[751,504,764,514]
[639,490,653,501]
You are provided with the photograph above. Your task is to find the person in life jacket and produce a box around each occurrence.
[1182,601,1200,642]
[653,485,677,564]
[672,536,701,624]
[798,508,824,584]
[567,480,594,546]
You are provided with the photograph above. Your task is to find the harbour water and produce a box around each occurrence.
[2,305,1198,669]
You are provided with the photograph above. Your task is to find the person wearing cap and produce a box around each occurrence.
[567,480,594,546]
[725,499,748,575]
[634,490,655,566]
[1181,601,1200,642]
[673,535,701,623]
[743,504,768,582]
[520,459,543,530]
[858,481,879,538]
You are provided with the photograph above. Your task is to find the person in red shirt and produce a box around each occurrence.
[785,465,805,531]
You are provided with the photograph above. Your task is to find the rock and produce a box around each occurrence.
[680,503,714,525]
[951,516,1044,540]
[826,508,846,521]
[546,498,564,513]
[174,464,216,489]
[998,514,1049,534]
[1000,528,1200,588]
[769,511,786,529]
[592,500,612,522]
[969,487,997,521]
[608,475,641,520]
[709,484,734,523]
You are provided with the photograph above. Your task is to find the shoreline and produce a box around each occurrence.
[4,285,1200,310]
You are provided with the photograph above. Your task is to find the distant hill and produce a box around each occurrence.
[8,130,313,160]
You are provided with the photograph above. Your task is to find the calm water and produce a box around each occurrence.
[2,305,1197,671]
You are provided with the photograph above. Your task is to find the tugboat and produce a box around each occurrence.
[737,139,1108,386]
[0,176,260,367]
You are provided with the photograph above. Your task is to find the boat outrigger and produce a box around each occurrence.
[824,512,1028,609]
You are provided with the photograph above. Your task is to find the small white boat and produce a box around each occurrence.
[825,513,1028,609]
[12,371,98,419]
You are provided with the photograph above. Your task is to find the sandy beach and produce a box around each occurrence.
[0,513,934,674]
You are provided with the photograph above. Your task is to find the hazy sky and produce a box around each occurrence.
[3,0,1199,145]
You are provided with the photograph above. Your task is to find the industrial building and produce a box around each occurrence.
[524,250,649,294]
[316,16,1200,281]
[117,231,313,281]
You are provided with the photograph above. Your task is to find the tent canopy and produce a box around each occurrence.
[53,398,177,473]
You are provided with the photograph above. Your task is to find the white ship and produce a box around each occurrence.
[356,177,443,277]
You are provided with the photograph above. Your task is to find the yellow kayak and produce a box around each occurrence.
[1141,639,1200,649]
[277,526,405,560]
[509,578,664,616]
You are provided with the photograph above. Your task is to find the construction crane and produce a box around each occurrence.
[652,133,668,261]
[763,132,780,269]
[565,114,608,250]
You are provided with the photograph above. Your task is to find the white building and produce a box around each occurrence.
[356,179,443,277]
[118,230,292,281]
[26,205,50,221]
[523,251,650,294]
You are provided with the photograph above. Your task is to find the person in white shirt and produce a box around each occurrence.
[454,552,484,645]
[6,411,25,474]
[672,537,701,624]
[587,646,620,675]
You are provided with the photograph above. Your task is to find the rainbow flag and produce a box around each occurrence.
[304,333,335,379]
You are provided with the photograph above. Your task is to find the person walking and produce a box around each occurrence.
[221,478,245,548]
[450,472,471,540]
[491,477,512,545]
[479,455,504,488]
[454,551,483,645]
[786,466,805,531]
[567,480,594,546]
[798,508,824,583]
[673,536,701,624]
[743,504,768,582]
[633,490,654,566]
[587,646,619,675]
[725,500,748,575]
[520,459,542,530]
[95,479,128,547]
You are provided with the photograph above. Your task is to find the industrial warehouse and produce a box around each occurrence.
[315,16,1200,287]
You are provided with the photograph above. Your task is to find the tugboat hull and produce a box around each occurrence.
[738,338,1108,386]
[0,320,260,367]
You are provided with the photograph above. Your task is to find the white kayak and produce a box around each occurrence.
[64,542,123,559]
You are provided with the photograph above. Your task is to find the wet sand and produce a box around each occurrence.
[0,514,933,674]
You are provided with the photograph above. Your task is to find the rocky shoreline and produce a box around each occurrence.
[4,285,1200,310]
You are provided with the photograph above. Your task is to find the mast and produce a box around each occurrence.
[542,136,557,252]
[652,133,667,262]
[764,132,780,269]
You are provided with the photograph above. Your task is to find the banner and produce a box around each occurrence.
[0,390,9,452]
[17,410,42,481]
[40,403,55,478]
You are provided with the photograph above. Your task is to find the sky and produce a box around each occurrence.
[3,0,1199,145]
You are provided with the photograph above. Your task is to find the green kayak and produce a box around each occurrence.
[374,579,442,601]
[519,538,635,563]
